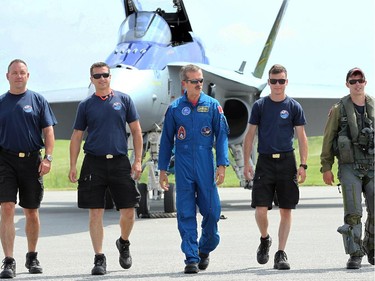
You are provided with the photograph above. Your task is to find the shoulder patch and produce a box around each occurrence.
[217,105,223,114]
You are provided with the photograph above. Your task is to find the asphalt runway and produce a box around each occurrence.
[9,187,375,280]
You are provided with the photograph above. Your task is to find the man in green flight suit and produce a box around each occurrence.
[320,67,374,269]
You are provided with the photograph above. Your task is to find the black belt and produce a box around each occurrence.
[0,148,40,158]
[85,153,125,160]
[259,151,294,159]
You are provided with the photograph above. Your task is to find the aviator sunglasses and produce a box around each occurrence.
[186,79,204,84]
[92,73,110,79]
[269,79,286,85]
[348,79,365,85]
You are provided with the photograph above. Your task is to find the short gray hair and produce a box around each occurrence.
[179,64,202,81]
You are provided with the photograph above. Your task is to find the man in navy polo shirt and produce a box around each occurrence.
[68,62,143,275]
[243,64,308,270]
[0,59,57,278]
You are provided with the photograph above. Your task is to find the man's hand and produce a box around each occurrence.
[159,170,169,191]
[131,161,142,181]
[297,166,307,184]
[243,164,254,181]
[39,159,51,176]
[215,165,226,186]
[323,170,335,185]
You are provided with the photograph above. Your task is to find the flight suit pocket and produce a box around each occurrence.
[337,136,355,164]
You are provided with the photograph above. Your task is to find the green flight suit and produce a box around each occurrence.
[321,94,374,257]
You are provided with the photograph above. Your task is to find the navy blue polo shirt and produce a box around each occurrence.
[250,95,306,154]
[73,90,139,156]
[0,90,57,152]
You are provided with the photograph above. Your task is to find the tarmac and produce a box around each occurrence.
[10,186,375,281]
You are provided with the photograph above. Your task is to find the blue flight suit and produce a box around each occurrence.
[158,92,229,264]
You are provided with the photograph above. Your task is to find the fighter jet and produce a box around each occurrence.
[91,0,289,217]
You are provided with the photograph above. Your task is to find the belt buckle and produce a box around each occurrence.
[18,152,26,158]
[272,153,280,159]
[106,154,114,159]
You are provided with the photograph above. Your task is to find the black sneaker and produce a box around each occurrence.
[346,255,362,269]
[198,253,209,270]
[257,235,272,264]
[273,250,290,270]
[184,263,199,274]
[116,239,132,269]
[91,254,106,275]
[0,257,16,278]
[25,252,43,274]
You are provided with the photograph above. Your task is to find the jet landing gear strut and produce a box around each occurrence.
[136,131,176,218]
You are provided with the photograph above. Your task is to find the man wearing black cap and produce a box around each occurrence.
[320,67,374,269]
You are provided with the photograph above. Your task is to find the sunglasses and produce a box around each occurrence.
[269,79,286,85]
[348,79,365,85]
[92,73,110,79]
[186,79,204,84]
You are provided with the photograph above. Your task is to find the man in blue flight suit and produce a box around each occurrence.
[158,64,229,274]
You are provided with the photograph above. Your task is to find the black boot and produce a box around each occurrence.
[116,238,132,269]
[367,249,374,265]
[91,254,106,275]
[198,252,210,270]
[257,235,272,264]
[346,255,362,269]
[0,257,16,278]
[25,252,42,274]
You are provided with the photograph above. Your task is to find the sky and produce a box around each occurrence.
[0,0,374,96]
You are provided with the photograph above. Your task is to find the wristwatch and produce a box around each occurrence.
[44,154,53,162]
[299,164,308,170]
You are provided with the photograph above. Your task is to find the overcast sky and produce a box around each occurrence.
[0,0,374,95]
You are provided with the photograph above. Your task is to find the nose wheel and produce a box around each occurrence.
[164,183,176,213]
[137,183,150,218]
[136,182,176,218]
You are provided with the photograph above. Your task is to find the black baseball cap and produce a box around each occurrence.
[346,67,365,81]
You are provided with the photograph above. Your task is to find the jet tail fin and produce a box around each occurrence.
[252,0,289,79]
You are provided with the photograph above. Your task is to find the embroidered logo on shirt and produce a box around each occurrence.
[113,102,122,111]
[201,126,212,136]
[177,126,186,140]
[280,110,289,119]
[23,105,33,113]
[197,106,209,113]
[182,107,191,115]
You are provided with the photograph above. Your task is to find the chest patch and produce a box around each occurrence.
[201,126,212,136]
[113,102,122,111]
[280,110,289,119]
[23,105,33,113]
[177,126,186,140]
[181,107,191,115]
[197,106,209,113]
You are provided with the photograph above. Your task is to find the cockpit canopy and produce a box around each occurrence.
[118,12,172,45]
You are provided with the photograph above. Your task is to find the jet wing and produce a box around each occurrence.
[167,62,266,100]
[167,62,267,146]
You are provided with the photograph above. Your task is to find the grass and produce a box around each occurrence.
[44,136,336,190]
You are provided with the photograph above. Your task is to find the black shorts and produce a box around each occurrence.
[77,154,141,209]
[0,151,44,209]
[251,152,299,209]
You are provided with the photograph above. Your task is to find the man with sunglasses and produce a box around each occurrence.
[243,64,308,270]
[158,64,229,274]
[320,67,374,269]
[0,59,57,278]
[69,62,143,275]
